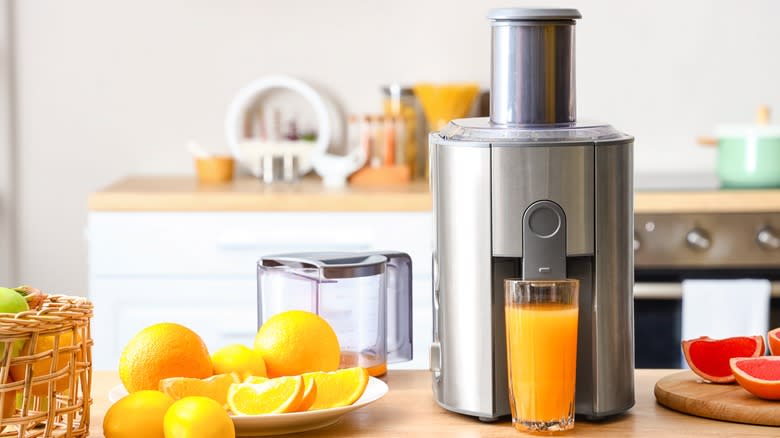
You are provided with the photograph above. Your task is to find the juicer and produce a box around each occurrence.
[429,8,635,420]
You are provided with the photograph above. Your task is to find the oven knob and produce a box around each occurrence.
[757,227,780,250]
[686,228,711,250]
[633,232,640,252]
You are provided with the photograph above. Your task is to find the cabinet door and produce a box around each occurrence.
[89,212,390,276]
[91,278,257,370]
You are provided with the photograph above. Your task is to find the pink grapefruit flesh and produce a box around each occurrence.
[682,335,765,383]
[768,327,780,356]
[730,356,780,400]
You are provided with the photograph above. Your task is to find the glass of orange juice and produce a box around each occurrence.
[504,278,579,433]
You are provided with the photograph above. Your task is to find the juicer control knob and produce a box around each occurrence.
[686,228,711,251]
[757,227,780,250]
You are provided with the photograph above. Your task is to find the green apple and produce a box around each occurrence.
[0,287,29,360]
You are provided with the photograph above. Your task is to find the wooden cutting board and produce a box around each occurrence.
[655,370,780,426]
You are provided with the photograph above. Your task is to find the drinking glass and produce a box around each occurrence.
[504,279,579,432]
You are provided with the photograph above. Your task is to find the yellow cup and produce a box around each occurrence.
[195,156,234,184]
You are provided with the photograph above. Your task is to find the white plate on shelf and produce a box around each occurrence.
[108,377,388,436]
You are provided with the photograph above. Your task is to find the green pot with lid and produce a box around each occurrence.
[705,106,780,188]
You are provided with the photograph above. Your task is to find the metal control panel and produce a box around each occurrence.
[634,213,780,269]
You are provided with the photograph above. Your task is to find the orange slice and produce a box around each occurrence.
[302,367,369,411]
[296,375,318,412]
[730,356,780,400]
[227,375,304,415]
[159,373,238,406]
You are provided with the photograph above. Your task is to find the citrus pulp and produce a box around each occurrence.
[730,356,780,400]
[227,375,304,415]
[682,335,765,383]
[302,367,369,410]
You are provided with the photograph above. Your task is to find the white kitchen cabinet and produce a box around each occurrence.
[88,211,433,371]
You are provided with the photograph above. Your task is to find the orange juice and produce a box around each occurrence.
[340,351,387,377]
[505,302,578,424]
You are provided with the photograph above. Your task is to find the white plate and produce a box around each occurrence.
[108,377,388,436]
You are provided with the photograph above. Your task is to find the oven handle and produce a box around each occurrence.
[634,281,780,299]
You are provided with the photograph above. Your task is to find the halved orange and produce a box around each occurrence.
[159,373,238,406]
[768,327,780,356]
[730,356,780,400]
[302,367,369,411]
[227,375,304,415]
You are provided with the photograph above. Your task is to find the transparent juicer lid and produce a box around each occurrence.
[439,117,630,143]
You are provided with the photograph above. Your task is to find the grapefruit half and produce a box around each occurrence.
[682,335,765,383]
[768,327,780,356]
[730,356,780,400]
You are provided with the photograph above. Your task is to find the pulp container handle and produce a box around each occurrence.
[375,251,413,363]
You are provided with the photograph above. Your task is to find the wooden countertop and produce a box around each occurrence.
[88,177,431,212]
[88,176,780,213]
[89,370,779,437]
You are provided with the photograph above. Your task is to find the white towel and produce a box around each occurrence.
[681,279,770,367]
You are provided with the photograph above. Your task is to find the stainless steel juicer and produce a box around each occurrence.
[429,8,635,420]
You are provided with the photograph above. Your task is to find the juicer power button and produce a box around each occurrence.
[528,206,562,238]
[522,200,567,280]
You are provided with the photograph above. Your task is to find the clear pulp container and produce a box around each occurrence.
[257,252,413,376]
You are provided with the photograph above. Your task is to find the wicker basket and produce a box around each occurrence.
[0,295,93,437]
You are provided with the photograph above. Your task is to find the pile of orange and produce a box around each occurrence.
[105,311,369,438]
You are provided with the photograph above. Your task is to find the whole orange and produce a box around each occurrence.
[0,388,15,431]
[212,344,266,379]
[119,323,213,393]
[10,331,77,396]
[254,310,340,377]
[103,390,174,438]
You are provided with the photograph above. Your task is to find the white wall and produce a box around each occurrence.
[11,0,780,294]
[0,0,15,285]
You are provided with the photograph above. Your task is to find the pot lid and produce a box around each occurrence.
[715,125,780,138]
[715,105,780,138]
[259,252,386,279]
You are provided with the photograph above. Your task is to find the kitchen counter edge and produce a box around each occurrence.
[87,176,780,213]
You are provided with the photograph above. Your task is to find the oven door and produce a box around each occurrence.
[634,280,780,369]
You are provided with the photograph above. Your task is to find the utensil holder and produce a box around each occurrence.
[0,295,93,437]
